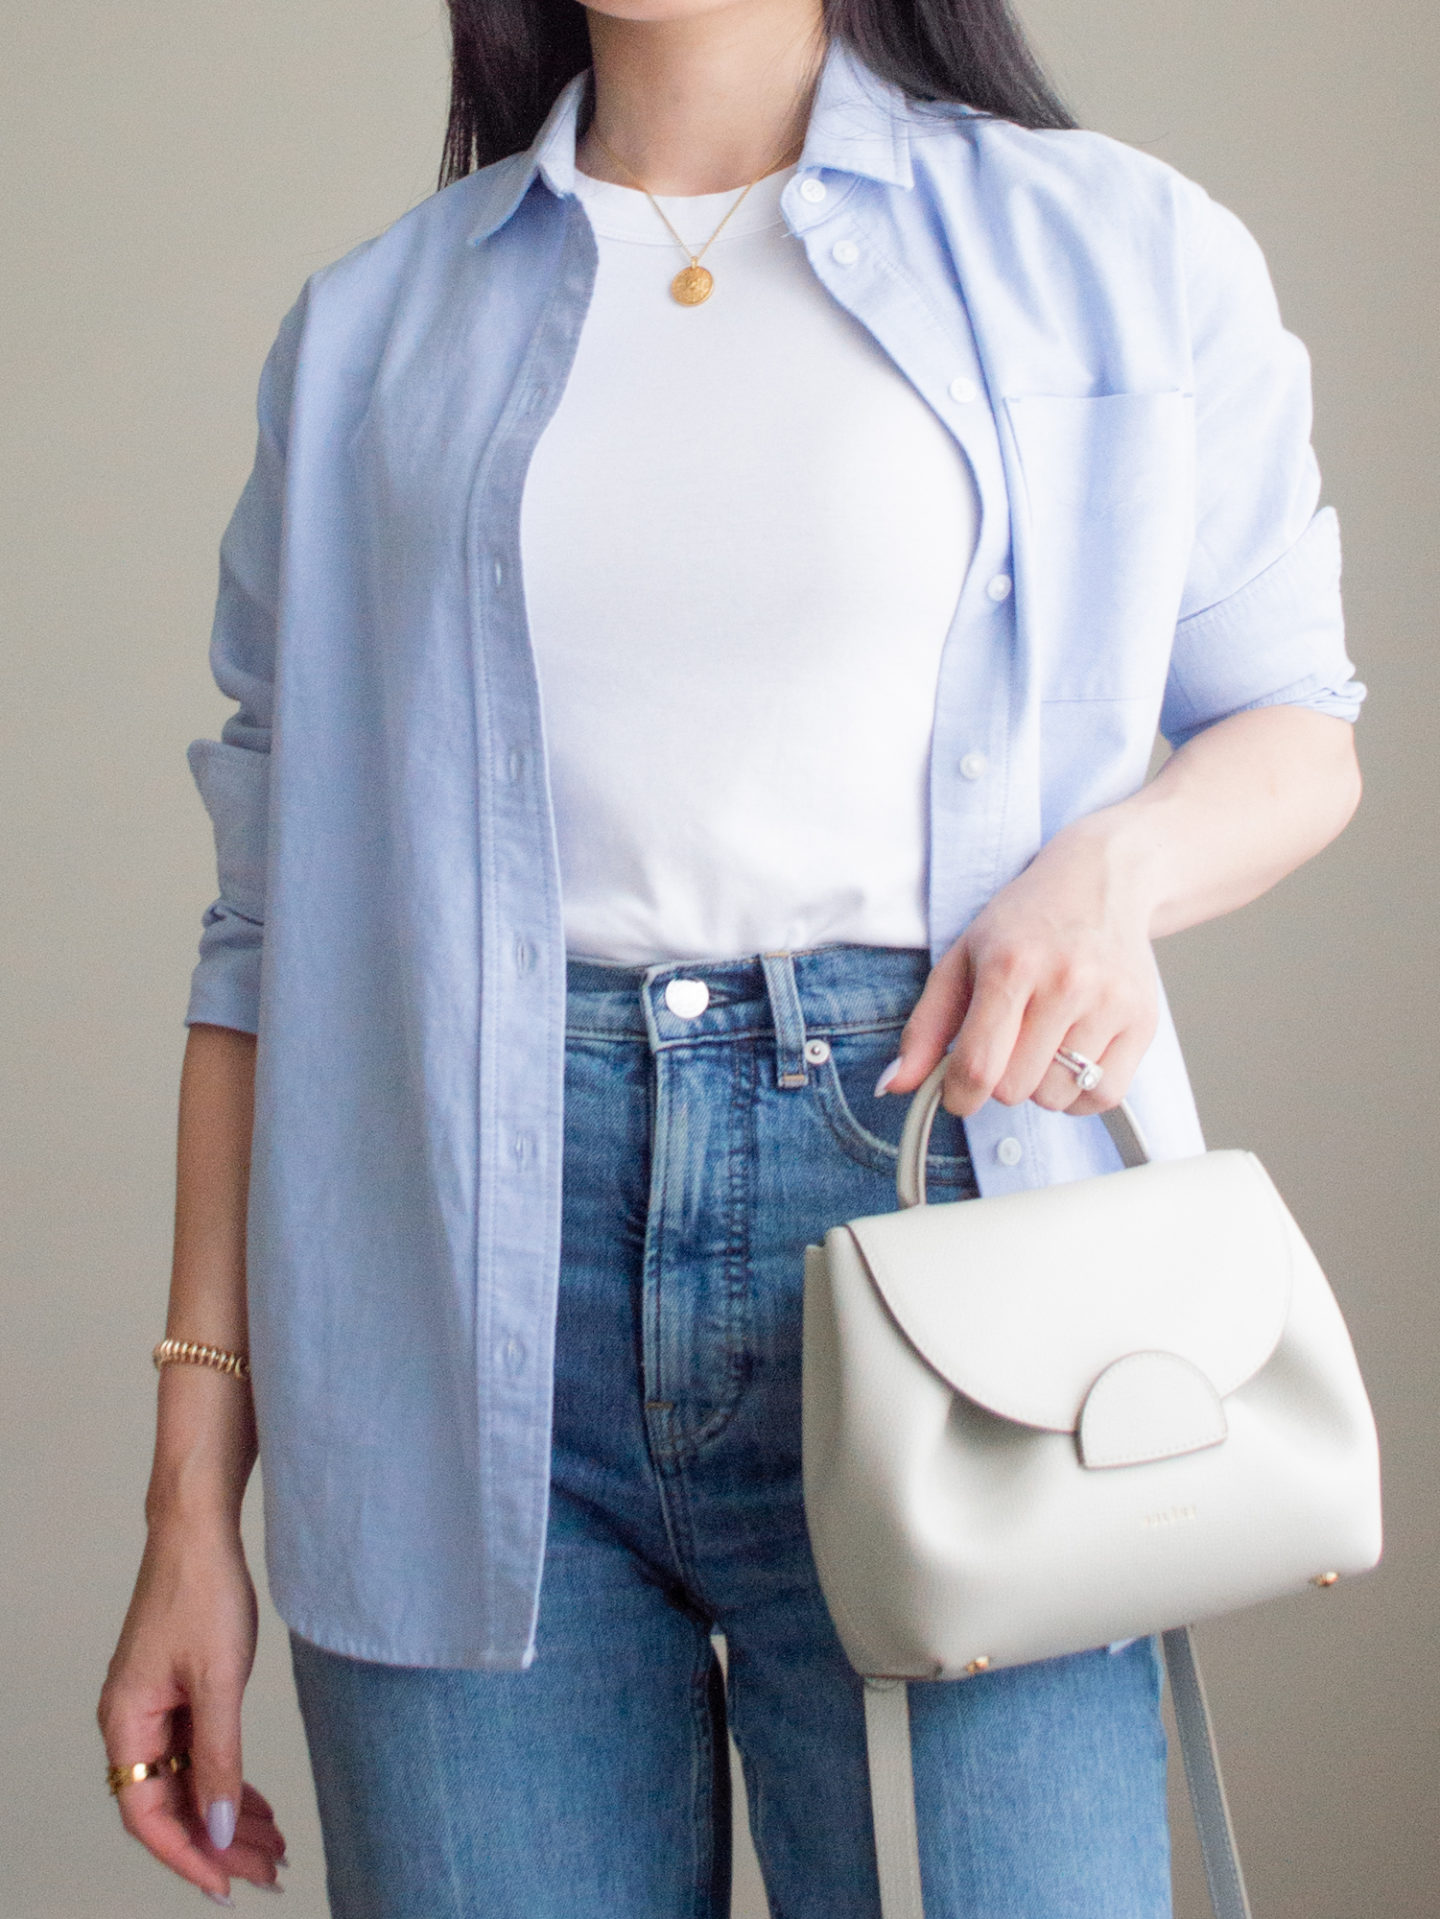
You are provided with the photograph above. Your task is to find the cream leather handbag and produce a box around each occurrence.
[802,1059,1382,1919]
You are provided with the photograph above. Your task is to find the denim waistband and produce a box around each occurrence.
[565,945,932,1077]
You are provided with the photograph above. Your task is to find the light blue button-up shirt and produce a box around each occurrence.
[186,40,1362,1669]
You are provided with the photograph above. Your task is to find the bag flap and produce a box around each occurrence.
[843,1150,1293,1433]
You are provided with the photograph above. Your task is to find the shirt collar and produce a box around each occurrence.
[465,37,915,247]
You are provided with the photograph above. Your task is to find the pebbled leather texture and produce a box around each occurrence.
[802,1059,1383,1684]
[809,1059,1380,1918]
[846,1149,1291,1433]
[1077,1350,1229,1469]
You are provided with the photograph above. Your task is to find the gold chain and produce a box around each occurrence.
[587,127,805,306]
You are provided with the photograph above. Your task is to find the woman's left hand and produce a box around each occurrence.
[878,707,1364,1120]
[881,815,1159,1119]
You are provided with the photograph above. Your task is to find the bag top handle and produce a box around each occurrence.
[896,1058,1152,1208]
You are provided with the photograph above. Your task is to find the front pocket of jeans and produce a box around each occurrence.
[810,1030,977,1192]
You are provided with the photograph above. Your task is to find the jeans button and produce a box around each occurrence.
[664,978,710,1020]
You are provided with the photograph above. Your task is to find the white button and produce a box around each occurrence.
[665,978,710,1020]
[831,239,859,266]
[959,751,988,781]
[948,375,980,404]
[493,558,504,586]
[987,574,1013,602]
[799,176,827,203]
[997,1136,1024,1167]
[804,1037,832,1065]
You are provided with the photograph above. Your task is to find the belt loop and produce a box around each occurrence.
[760,952,809,1089]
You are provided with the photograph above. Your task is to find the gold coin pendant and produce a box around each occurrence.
[670,264,714,307]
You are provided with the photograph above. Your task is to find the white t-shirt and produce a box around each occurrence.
[519,163,979,965]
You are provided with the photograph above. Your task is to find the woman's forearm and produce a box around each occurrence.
[1067,705,1363,942]
[145,1023,259,1533]
[101,1024,284,1901]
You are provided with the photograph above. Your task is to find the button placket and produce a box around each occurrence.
[499,1335,527,1376]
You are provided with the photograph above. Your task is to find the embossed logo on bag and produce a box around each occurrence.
[1142,1505,1198,1529]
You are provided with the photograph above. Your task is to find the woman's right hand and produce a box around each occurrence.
[98,1518,286,1903]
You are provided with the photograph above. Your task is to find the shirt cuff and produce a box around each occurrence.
[185,910,263,1034]
[1161,507,1361,748]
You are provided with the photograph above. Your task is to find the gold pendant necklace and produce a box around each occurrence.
[671,261,716,307]
[589,129,804,307]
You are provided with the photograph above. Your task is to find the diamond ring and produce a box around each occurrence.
[1054,1047,1104,1094]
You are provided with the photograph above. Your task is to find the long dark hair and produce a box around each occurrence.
[439,0,1074,188]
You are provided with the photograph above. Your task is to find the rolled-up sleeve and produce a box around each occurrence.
[1160,193,1365,749]
[184,299,303,1033]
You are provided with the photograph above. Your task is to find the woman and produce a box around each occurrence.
[98,0,1364,1911]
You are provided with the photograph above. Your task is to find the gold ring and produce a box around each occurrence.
[107,1750,191,1795]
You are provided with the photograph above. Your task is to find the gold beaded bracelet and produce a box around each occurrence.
[152,1337,251,1382]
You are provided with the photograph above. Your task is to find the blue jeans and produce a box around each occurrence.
[290,947,1172,1917]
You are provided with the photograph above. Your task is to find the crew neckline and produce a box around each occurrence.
[570,163,796,246]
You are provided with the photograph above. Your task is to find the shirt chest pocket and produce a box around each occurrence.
[1004,392,1196,702]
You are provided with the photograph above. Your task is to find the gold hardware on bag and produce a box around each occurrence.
[964,1656,991,1676]
[1312,1571,1341,1588]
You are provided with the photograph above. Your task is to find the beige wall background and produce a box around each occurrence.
[2,3,1435,1914]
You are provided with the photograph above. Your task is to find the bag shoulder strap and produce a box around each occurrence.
[863,1629,1253,1919]
[863,1681,926,1919]
[1161,1627,1255,1919]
